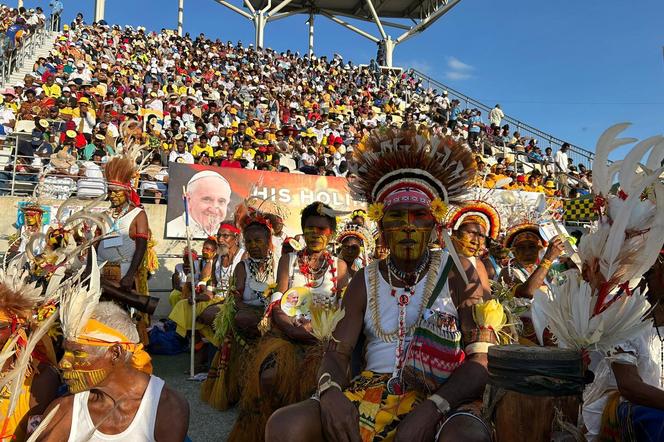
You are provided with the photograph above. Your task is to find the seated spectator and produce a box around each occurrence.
[77,150,106,198]
[140,156,169,204]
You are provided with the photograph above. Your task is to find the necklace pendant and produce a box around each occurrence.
[386,376,403,395]
[398,293,410,306]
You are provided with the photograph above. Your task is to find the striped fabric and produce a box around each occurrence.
[402,311,465,393]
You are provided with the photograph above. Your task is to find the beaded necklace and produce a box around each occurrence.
[248,253,273,284]
[297,250,338,296]
[367,250,442,344]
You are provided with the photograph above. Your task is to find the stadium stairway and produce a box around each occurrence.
[1,30,60,89]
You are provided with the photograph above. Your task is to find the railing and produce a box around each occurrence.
[0,14,53,86]
[410,68,596,169]
[0,135,167,204]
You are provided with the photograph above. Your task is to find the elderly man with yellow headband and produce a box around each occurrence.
[36,302,190,441]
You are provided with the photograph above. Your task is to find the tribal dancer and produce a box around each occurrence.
[525,125,664,441]
[0,264,59,441]
[229,202,350,442]
[446,200,501,296]
[202,208,277,410]
[99,155,150,343]
[266,128,494,442]
[335,223,375,278]
[498,223,564,345]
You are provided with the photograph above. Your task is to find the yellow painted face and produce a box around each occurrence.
[303,216,334,252]
[24,210,42,227]
[381,203,434,262]
[452,223,486,257]
[107,188,127,208]
[59,345,110,393]
[513,240,543,266]
[201,243,217,260]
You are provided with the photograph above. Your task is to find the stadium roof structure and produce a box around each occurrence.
[212,0,462,66]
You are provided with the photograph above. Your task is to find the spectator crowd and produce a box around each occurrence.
[0,11,593,202]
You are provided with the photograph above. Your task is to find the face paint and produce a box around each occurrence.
[381,205,434,262]
[24,211,42,227]
[513,241,542,266]
[62,367,110,393]
[452,224,486,257]
[59,349,110,393]
[108,188,128,208]
[303,226,332,252]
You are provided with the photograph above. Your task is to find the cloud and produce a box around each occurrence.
[444,56,474,81]
[401,59,433,75]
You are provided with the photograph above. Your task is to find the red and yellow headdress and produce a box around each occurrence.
[447,200,501,240]
[503,223,545,249]
[335,223,375,257]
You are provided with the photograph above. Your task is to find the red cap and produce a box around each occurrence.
[517,175,526,183]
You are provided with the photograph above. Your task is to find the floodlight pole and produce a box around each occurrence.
[214,0,295,48]
[307,11,315,57]
[177,0,184,36]
[94,0,106,22]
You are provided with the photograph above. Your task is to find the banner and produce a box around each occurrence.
[563,195,597,223]
[164,163,365,239]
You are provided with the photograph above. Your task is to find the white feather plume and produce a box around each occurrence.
[532,271,652,351]
[534,124,664,352]
[60,248,102,341]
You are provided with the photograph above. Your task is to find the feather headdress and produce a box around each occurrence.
[446,200,501,240]
[350,127,476,207]
[532,124,664,350]
[351,127,477,281]
[0,263,43,321]
[335,222,376,257]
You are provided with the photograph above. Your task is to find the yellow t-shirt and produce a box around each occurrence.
[42,83,62,98]
[191,143,213,158]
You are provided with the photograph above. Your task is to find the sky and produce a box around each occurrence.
[23,0,664,161]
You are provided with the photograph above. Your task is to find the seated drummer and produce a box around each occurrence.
[266,129,494,441]
[583,251,664,441]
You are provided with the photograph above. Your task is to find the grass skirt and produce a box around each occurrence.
[227,334,323,442]
[168,298,224,346]
[200,331,248,410]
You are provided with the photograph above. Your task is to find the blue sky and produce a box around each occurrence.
[26,0,664,160]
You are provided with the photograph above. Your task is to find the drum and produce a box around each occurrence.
[486,345,585,442]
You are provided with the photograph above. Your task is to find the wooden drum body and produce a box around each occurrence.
[486,345,584,442]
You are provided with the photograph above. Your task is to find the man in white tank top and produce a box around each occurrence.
[35,302,189,442]
[266,129,496,441]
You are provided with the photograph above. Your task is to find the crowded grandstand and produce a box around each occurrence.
[1,3,662,442]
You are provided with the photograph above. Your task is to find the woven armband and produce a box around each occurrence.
[462,328,497,354]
